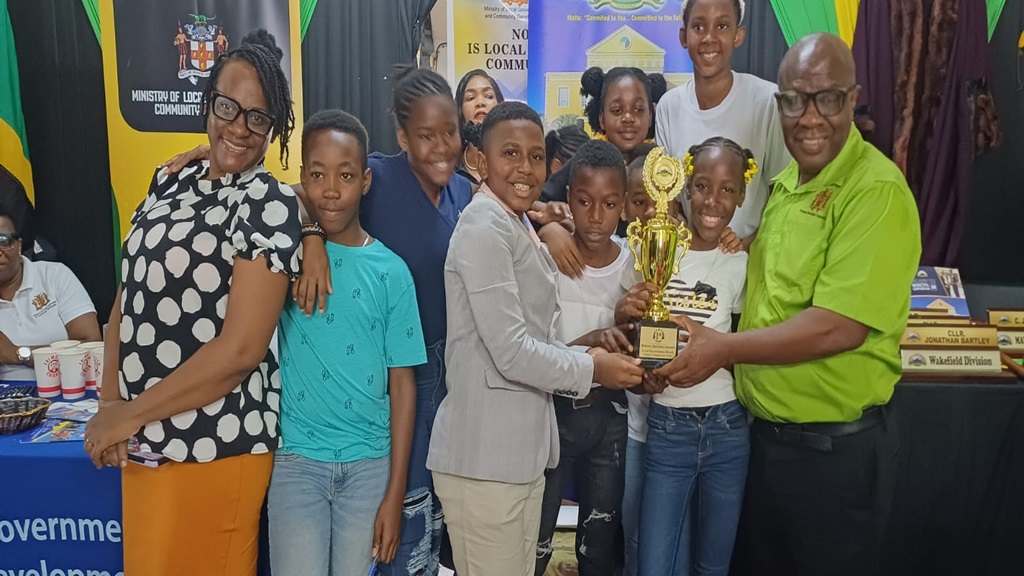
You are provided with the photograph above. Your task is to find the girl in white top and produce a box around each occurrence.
[655,0,790,251]
[618,137,756,576]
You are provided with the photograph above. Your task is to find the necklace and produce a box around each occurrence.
[695,248,720,285]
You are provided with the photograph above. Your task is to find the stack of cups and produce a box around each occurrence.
[50,340,81,350]
[80,342,105,392]
[32,347,62,398]
[56,346,88,400]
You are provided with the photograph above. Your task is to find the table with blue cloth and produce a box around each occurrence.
[0,389,273,576]
[0,392,123,576]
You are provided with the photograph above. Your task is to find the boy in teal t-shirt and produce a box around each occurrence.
[268,110,425,576]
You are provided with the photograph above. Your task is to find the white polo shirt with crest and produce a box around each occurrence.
[0,257,95,382]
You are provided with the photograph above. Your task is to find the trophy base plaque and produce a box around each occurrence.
[632,320,680,369]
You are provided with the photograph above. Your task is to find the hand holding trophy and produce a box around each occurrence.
[625,147,693,368]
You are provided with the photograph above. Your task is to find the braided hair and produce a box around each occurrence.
[201,29,295,169]
[580,67,653,136]
[685,136,755,198]
[681,0,745,25]
[569,139,627,191]
[545,124,589,175]
[390,65,457,131]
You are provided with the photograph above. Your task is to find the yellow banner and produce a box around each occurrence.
[448,0,530,101]
[100,0,303,241]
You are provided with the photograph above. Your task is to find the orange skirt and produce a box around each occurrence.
[122,452,273,576]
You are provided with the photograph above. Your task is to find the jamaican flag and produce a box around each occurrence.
[0,0,33,203]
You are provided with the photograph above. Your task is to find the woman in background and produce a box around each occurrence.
[454,69,504,190]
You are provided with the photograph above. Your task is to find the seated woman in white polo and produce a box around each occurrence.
[0,205,101,384]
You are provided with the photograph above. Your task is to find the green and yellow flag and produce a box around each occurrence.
[0,0,33,202]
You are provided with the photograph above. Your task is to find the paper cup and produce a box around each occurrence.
[90,348,105,393]
[57,347,88,400]
[50,340,81,349]
[32,347,62,398]
[80,342,104,391]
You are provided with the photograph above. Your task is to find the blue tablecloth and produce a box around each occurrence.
[0,393,123,576]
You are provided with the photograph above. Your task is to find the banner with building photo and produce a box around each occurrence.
[527,0,692,126]
[101,0,303,242]
[447,0,529,102]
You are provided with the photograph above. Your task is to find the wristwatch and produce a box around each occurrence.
[16,346,31,365]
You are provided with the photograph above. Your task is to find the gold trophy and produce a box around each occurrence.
[626,147,693,368]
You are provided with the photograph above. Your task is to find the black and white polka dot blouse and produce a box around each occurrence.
[118,161,302,463]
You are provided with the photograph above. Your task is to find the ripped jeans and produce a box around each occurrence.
[379,340,448,576]
[535,392,627,576]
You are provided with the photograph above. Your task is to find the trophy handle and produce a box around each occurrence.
[672,223,693,275]
[626,219,644,272]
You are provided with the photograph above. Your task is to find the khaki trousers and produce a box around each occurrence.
[433,471,545,576]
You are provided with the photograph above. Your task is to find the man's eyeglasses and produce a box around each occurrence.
[774,86,856,119]
[209,91,274,136]
[0,233,21,250]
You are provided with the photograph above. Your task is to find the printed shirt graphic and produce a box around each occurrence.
[654,248,747,408]
[119,161,302,463]
[278,240,427,463]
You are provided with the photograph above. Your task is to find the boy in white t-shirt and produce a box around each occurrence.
[656,0,791,251]
[534,140,635,576]
[617,137,755,576]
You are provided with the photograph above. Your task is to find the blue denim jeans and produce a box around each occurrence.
[379,339,447,576]
[268,452,390,576]
[622,437,646,576]
[638,400,749,576]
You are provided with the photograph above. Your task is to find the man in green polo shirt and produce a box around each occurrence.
[652,33,921,575]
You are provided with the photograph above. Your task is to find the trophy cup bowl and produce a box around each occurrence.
[625,147,693,368]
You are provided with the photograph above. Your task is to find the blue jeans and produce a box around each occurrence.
[379,339,447,576]
[268,452,390,576]
[622,437,646,576]
[638,400,750,576]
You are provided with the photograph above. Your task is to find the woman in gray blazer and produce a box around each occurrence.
[427,102,643,576]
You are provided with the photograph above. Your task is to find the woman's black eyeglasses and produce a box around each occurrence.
[209,91,274,136]
[0,233,21,250]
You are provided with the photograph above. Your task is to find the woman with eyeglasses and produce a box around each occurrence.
[0,206,101,385]
[82,29,301,576]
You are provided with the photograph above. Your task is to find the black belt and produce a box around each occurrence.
[753,406,887,452]
[555,386,626,410]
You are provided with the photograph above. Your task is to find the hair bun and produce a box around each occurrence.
[240,29,284,62]
[580,67,605,98]
[461,121,483,148]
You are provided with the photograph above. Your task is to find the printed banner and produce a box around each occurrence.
[447,0,529,102]
[527,0,692,124]
[101,0,303,242]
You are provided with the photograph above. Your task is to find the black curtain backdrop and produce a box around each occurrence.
[731,0,789,84]
[7,0,115,319]
[964,3,1024,285]
[301,0,437,156]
